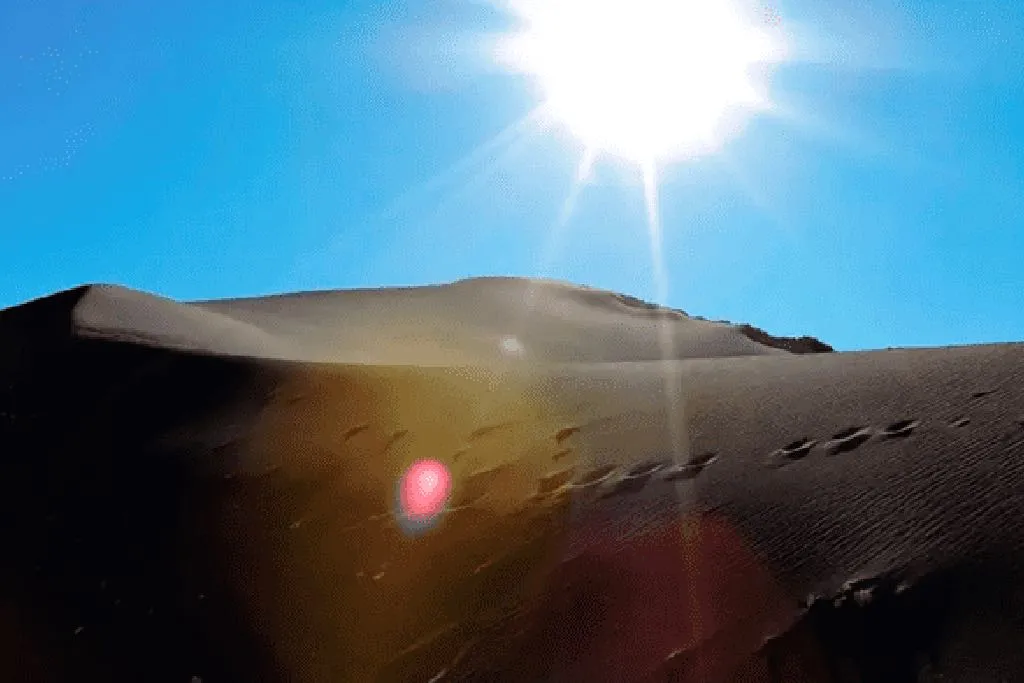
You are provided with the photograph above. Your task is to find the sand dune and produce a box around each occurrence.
[58,277,830,364]
[1,277,1022,682]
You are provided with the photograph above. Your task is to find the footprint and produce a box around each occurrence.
[950,417,971,429]
[600,475,652,499]
[831,426,867,440]
[774,438,816,462]
[661,464,704,482]
[881,419,919,439]
[626,459,670,478]
[468,422,516,441]
[552,448,573,462]
[529,485,575,506]
[825,427,873,455]
[342,423,370,440]
[554,426,581,444]
[691,451,718,467]
[571,464,618,489]
[383,430,409,453]
[600,461,669,499]
[537,468,576,495]
[660,452,717,482]
[453,465,514,506]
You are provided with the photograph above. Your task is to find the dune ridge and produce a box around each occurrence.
[4,277,831,365]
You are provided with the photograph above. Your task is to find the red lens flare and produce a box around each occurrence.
[399,459,452,522]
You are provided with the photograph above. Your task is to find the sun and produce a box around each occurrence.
[495,0,788,164]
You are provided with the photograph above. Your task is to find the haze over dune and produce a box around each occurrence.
[60,276,833,364]
[1,277,1022,683]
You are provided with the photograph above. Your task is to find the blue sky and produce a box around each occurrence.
[2,0,1022,351]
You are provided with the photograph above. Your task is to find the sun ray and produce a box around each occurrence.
[641,162,668,309]
[715,150,793,236]
[519,147,596,327]
[419,112,551,230]
[769,90,957,190]
[766,97,890,161]
[641,161,685,463]
[538,148,596,273]
[375,105,549,224]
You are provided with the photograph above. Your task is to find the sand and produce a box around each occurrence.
[0,277,1022,682]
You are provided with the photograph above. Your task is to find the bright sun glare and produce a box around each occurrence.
[382,0,800,460]
[497,0,788,165]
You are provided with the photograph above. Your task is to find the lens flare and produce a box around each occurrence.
[399,459,452,525]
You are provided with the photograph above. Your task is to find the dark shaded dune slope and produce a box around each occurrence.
[0,290,283,682]
[1,281,1022,683]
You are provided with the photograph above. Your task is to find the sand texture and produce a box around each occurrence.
[1,277,1022,682]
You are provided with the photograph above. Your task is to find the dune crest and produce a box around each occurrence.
[3,277,831,364]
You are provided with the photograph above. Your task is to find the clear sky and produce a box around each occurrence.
[2,0,1023,351]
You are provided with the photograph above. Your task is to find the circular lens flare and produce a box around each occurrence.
[399,459,452,522]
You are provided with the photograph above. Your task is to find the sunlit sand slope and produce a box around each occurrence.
[1,281,1021,683]
[71,277,831,363]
